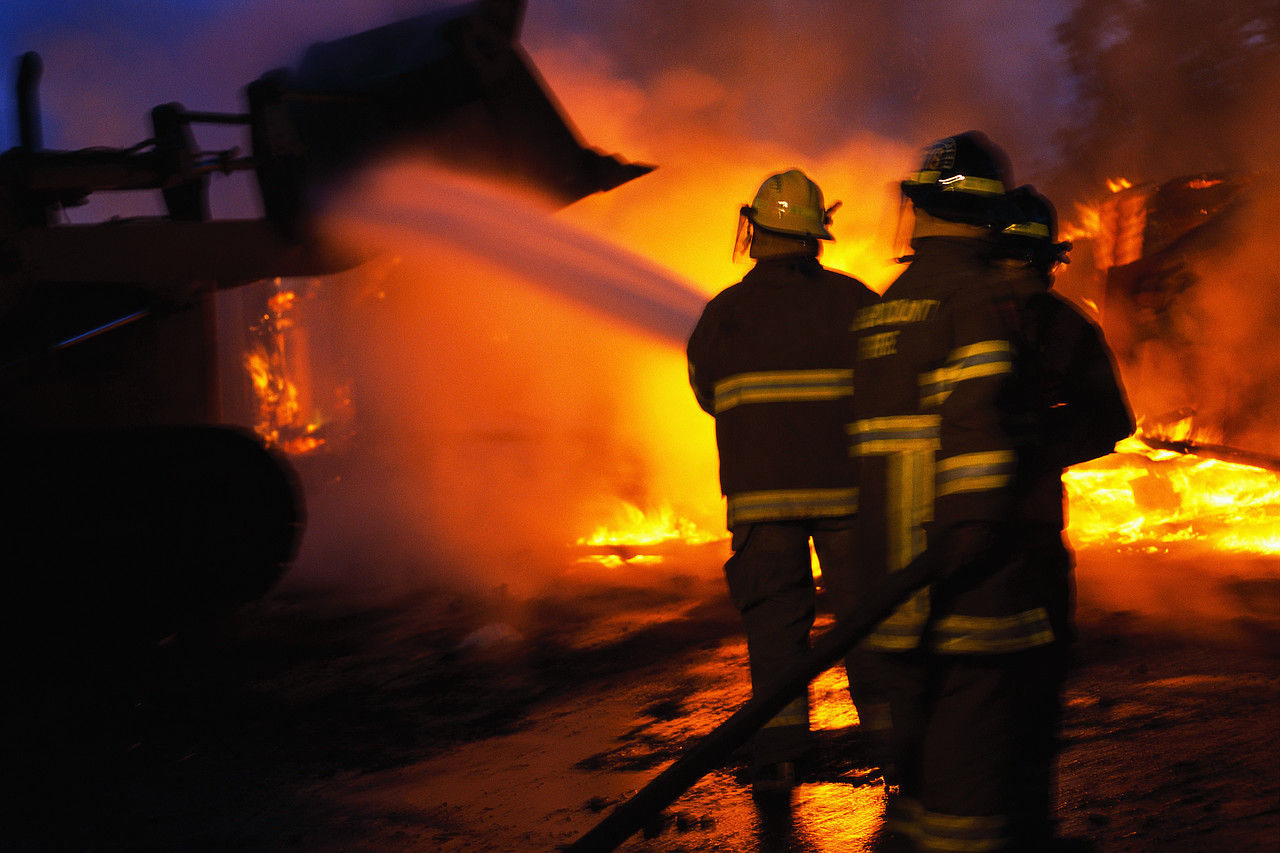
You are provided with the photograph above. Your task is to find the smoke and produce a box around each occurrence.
[292,160,723,596]
[1074,548,1280,647]
[523,1,1075,174]
[3,1,1275,614]
[1175,183,1280,455]
[1051,0,1280,193]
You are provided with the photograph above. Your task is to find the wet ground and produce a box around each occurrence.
[3,547,1278,852]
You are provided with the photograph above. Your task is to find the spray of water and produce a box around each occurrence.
[288,158,724,597]
[325,161,711,347]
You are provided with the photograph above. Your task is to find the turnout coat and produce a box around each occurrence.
[850,237,1089,654]
[687,257,876,529]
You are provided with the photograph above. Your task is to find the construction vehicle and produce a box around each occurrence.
[0,0,651,676]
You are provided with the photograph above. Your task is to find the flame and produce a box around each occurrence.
[1061,201,1101,243]
[1107,177,1133,193]
[1064,434,1280,555]
[575,501,727,568]
[245,280,327,456]
[574,499,839,580]
[578,418,1280,562]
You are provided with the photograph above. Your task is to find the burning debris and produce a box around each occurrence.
[1067,170,1280,460]
[1064,432,1280,556]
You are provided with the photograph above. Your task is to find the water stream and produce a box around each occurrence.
[285,160,724,595]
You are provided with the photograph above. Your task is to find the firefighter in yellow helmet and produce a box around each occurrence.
[687,169,881,790]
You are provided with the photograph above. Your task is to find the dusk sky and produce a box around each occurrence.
[0,0,1076,182]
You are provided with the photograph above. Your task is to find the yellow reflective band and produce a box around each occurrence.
[938,174,1005,196]
[905,170,1006,196]
[950,340,1013,363]
[867,602,930,650]
[921,810,1008,833]
[935,450,1015,497]
[931,608,1055,653]
[689,363,713,411]
[847,415,941,455]
[867,634,923,651]
[726,487,858,527]
[936,450,1015,473]
[713,369,853,414]
[886,797,1010,852]
[761,697,807,729]
[918,816,1009,852]
[935,475,1010,497]
[1002,221,1050,239]
[919,341,1013,408]
[904,170,941,185]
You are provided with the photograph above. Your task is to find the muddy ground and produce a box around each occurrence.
[3,548,1278,852]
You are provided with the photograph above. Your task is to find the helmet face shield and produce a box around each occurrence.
[732,205,754,262]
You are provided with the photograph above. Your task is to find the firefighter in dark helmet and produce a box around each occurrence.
[849,133,1130,851]
[687,169,880,790]
[985,184,1135,848]
[990,184,1134,491]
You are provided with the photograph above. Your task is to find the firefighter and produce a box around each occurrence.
[687,169,879,790]
[849,132,1129,851]
[986,184,1136,847]
[989,184,1135,507]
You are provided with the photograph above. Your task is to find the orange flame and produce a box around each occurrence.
[580,430,1280,560]
[575,502,726,568]
[1061,201,1101,243]
[1065,435,1280,555]
[245,281,327,456]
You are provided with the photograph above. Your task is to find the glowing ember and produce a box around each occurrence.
[1065,435,1280,555]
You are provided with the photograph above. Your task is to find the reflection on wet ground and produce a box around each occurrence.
[4,549,1276,852]
[319,599,890,853]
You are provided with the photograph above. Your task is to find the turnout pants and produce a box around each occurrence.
[724,516,879,767]
[878,647,1064,851]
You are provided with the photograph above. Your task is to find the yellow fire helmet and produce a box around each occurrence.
[744,169,838,240]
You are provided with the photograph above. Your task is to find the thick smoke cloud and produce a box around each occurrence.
[2,1,1276,605]
[524,0,1075,178]
[0,0,1077,218]
[1052,0,1280,194]
[1045,1,1280,453]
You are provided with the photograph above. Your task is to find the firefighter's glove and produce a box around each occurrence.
[937,522,1000,581]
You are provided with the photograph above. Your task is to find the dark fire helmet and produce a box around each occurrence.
[901,130,1018,226]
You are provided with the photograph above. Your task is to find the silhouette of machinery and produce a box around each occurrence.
[0,0,651,672]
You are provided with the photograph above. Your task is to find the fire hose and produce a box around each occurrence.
[561,544,945,853]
